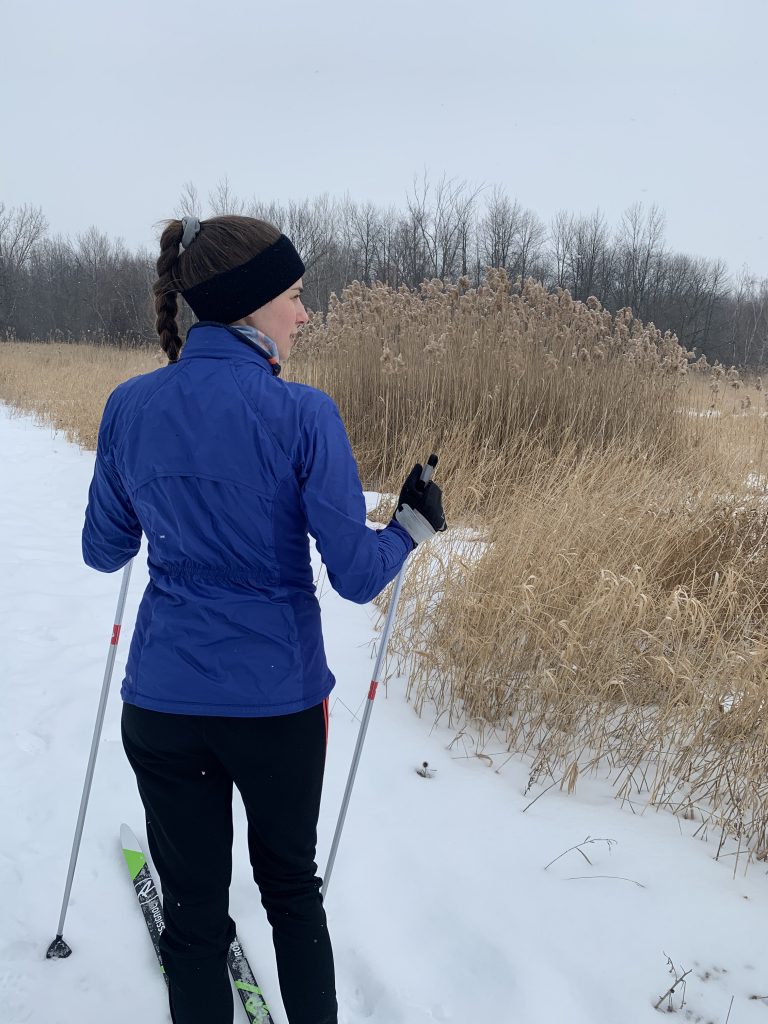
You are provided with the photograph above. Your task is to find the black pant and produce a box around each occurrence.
[121,701,337,1024]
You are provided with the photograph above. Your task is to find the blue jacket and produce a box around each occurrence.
[82,322,413,716]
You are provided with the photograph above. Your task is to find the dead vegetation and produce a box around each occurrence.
[3,272,768,854]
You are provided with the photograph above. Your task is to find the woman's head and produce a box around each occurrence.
[152,215,307,362]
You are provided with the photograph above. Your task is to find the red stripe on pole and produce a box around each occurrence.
[111,624,122,646]
[367,680,378,701]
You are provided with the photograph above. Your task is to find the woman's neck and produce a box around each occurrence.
[231,323,279,361]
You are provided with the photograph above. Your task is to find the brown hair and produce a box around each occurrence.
[152,215,281,362]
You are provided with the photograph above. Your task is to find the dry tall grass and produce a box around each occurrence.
[3,274,768,857]
[391,449,768,860]
[0,341,159,450]
[293,274,692,515]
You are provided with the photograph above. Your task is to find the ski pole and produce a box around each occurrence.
[46,558,134,959]
[322,455,438,897]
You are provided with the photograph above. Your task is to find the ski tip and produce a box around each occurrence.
[120,823,140,851]
[120,823,147,881]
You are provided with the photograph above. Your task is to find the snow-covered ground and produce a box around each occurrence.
[2,402,768,1024]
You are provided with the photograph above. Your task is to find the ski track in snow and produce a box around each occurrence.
[1,401,768,1024]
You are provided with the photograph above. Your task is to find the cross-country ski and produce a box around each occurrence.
[121,824,274,1023]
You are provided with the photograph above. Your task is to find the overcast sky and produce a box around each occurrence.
[2,0,766,277]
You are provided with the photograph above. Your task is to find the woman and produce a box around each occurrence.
[82,215,446,1024]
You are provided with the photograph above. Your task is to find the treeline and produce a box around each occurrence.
[1,178,766,365]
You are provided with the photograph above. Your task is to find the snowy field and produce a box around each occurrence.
[2,401,768,1024]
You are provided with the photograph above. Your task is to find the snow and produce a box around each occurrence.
[1,401,768,1024]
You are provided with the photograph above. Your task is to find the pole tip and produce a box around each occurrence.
[46,935,72,959]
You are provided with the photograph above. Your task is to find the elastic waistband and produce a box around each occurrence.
[150,560,278,586]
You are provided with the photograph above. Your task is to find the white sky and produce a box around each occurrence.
[2,0,766,277]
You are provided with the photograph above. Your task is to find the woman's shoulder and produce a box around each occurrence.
[99,364,177,440]
[106,363,175,412]
[281,378,338,412]
[233,366,341,423]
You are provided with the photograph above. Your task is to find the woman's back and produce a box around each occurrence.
[83,321,412,717]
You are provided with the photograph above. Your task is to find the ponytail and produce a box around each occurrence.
[152,221,184,363]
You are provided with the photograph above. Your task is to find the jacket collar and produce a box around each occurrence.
[180,322,280,375]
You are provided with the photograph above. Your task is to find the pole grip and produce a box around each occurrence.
[419,453,438,487]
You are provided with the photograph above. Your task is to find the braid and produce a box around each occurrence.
[153,221,184,363]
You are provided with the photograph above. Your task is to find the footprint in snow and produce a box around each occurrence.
[429,1004,451,1021]
[14,730,48,755]
[342,948,404,1022]
[0,969,32,1022]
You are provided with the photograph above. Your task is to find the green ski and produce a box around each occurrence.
[120,824,274,1022]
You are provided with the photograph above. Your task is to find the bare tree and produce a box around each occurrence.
[175,181,202,218]
[245,197,287,227]
[724,268,768,365]
[287,196,341,308]
[343,198,384,285]
[407,173,482,280]
[372,206,404,288]
[0,203,48,319]
[549,209,575,290]
[514,208,547,285]
[612,202,666,318]
[478,186,522,271]
[570,210,613,301]
[395,208,430,288]
[285,195,336,270]
[208,177,246,216]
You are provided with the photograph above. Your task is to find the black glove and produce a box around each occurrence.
[394,464,447,545]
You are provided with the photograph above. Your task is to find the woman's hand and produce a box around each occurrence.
[394,464,447,546]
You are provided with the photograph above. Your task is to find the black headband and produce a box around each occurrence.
[181,234,305,323]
